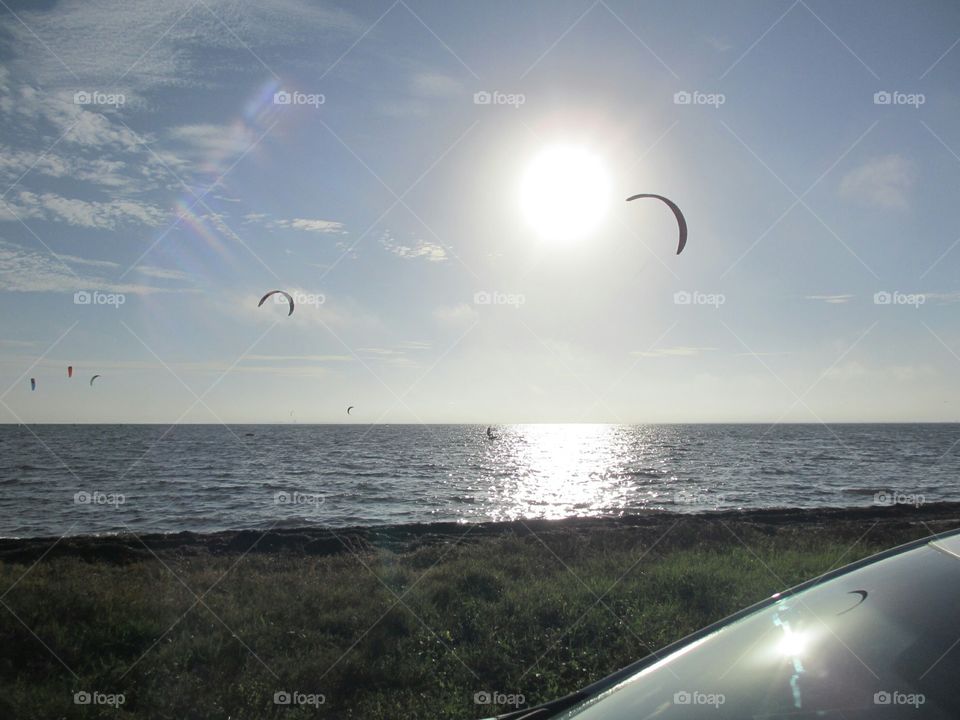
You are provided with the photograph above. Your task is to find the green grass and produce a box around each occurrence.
[0,520,937,719]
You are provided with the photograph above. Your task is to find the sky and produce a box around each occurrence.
[0,0,959,423]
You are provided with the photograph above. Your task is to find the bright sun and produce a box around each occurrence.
[521,144,611,243]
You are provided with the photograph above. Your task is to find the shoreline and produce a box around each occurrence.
[4,501,959,564]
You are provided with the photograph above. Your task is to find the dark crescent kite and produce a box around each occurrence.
[258,290,295,316]
[626,194,687,255]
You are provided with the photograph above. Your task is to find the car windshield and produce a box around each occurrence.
[557,538,960,719]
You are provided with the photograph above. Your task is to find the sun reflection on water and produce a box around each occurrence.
[479,424,669,521]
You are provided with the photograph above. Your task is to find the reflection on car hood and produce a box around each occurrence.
[546,529,960,719]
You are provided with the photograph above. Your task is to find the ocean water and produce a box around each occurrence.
[0,423,957,538]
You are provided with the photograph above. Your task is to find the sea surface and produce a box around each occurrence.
[0,423,957,538]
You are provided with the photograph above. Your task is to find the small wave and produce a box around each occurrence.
[760,467,798,476]
[613,468,665,480]
[11,463,56,472]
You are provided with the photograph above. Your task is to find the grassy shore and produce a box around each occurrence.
[2,504,959,719]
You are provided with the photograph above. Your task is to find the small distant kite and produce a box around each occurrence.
[89,375,101,387]
[30,378,36,391]
[258,290,295,316]
[346,406,354,415]
[67,366,73,378]
[626,193,687,255]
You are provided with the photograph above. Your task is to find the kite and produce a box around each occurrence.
[626,194,687,255]
[258,290,295,316]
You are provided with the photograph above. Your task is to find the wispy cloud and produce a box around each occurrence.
[275,218,345,233]
[380,70,466,117]
[2,1,364,97]
[3,190,166,229]
[806,294,854,304]
[59,253,119,270]
[707,37,733,52]
[380,231,447,262]
[631,346,716,357]
[731,351,792,357]
[410,71,463,98]
[133,265,191,281]
[839,154,916,210]
[924,291,960,304]
[356,345,425,367]
[0,77,182,227]
[434,303,477,326]
[0,339,38,348]
[242,213,345,234]
[0,146,72,184]
[243,354,352,363]
[0,82,142,152]
[0,240,184,294]
[398,340,431,351]
[826,361,936,382]
[166,124,259,164]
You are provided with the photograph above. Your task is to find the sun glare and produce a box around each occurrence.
[520,144,611,243]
